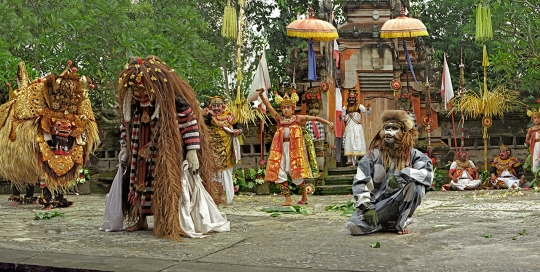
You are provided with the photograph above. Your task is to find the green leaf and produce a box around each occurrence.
[483,233,492,238]
[269,213,281,217]
[369,242,381,248]
[518,229,526,235]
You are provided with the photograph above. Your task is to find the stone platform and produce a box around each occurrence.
[1,190,539,271]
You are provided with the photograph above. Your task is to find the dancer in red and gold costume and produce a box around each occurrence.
[204,96,243,204]
[257,88,334,206]
[525,108,540,175]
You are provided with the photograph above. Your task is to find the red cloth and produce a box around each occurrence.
[311,121,320,139]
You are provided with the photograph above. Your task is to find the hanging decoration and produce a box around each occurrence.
[320,81,329,93]
[221,0,237,39]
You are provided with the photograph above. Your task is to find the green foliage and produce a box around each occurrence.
[0,0,223,109]
[479,170,490,183]
[369,242,381,248]
[431,167,446,191]
[233,160,268,192]
[325,200,356,217]
[261,205,310,216]
[232,167,255,191]
[413,0,540,106]
[34,211,66,220]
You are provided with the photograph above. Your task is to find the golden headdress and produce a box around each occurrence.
[499,144,510,152]
[527,108,540,118]
[347,89,358,94]
[274,90,299,108]
[210,96,225,105]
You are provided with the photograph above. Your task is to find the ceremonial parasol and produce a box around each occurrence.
[380,5,428,86]
[287,7,338,81]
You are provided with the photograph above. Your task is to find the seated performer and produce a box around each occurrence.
[442,147,481,191]
[483,145,525,190]
[346,110,433,235]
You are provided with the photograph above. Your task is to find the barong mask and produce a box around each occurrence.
[2,60,99,188]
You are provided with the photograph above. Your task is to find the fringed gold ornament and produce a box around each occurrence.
[221,0,237,39]
[475,4,493,42]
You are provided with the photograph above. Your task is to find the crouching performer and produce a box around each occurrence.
[346,110,433,235]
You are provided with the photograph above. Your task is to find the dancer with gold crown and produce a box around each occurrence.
[526,108,540,177]
[256,88,334,206]
[204,95,243,204]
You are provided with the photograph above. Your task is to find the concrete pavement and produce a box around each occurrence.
[1,190,540,271]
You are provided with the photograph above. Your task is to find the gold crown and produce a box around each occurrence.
[274,90,299,107]
[210,96,225,105]
[347,89,358,94]
[43,61,85,113]
[527,108,540,118]
[500,144,510,152]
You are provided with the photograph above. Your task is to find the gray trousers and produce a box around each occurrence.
[346,182,425,235]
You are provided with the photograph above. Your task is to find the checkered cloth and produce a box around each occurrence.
[306,121,325,141]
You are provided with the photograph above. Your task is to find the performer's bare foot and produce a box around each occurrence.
[126,218,148,232]
[42,206,51,210]
[279,197,294,206]
[397,229,411,235]
[11,200,19,206]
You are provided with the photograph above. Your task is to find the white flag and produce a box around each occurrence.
[248,50,271,113]
[441,54,454,110]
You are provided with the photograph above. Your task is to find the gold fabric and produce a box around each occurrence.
[265,115,312,182]
[302,127,320,178]
[209,112,238,171]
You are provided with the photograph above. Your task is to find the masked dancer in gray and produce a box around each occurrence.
[346,110,433,235]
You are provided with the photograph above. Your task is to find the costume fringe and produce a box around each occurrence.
[118,56,221,240]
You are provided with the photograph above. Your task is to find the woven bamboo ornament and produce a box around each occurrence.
[475,4,493,42]
[221,0,237,39]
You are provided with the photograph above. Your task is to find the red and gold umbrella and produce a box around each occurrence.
[286,7,338,42]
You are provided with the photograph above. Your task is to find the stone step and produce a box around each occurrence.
[327,167,357,175]
[315,184,352,195]
[324,174,354,185]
